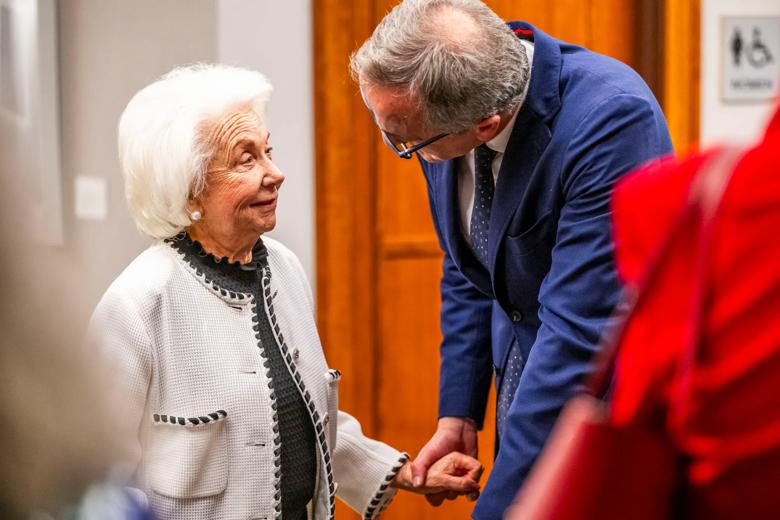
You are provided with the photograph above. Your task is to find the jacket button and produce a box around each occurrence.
[292,348,300,361]
[323,413,330,426]
[510,310,523,323]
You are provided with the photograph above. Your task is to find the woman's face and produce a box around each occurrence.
[196,106,284,240]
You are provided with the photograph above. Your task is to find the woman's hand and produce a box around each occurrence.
[391,451,483,498]
[411,417,479,505]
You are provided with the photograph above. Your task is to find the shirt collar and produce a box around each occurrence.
[486,106,520,154]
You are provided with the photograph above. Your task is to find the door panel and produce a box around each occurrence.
[314,1,695,518]
[376,255,498,520]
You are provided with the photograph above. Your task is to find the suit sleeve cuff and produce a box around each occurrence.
[438,400,486,430]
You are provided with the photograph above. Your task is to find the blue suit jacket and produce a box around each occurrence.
[419,23,673,519]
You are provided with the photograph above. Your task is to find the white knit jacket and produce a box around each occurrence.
[88,238,406,520]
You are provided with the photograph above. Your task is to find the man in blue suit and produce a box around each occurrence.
[352,0,672,517]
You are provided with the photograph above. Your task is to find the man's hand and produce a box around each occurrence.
[411,417,479,506]
[392,452,483,496]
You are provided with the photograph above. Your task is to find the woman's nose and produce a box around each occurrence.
[262,163,285,188]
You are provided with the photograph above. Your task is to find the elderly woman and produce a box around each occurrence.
[89,64,482,520]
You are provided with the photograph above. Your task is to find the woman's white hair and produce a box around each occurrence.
[118,63,272,239]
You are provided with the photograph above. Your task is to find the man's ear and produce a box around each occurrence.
[474,114,501,142]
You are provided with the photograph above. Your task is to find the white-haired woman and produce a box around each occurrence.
[88,64,482,520]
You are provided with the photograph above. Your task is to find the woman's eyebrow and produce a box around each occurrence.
[232,137,261,152]
[227,126,269,156]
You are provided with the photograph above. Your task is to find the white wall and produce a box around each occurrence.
[701,0,780,145]
[47,0,218,334]
[0,1,316,339]
[217,0,316,288]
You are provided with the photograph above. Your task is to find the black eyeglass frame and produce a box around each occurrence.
[380,130,449,159]
[361,89,449,160]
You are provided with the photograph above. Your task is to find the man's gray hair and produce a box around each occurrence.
[350,0,529,133]
[118,64,272,239]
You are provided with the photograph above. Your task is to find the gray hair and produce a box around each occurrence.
[350,0,529,133]
[117,64,272,239]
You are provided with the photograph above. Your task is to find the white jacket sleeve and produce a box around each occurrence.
[332,411,409,519]
[86,288,153,502]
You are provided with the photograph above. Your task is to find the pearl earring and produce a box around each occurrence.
[190,210,202,221]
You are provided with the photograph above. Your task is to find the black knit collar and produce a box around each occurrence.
[167,232,269,286]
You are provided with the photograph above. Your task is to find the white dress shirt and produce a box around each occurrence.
[458,40,534,242]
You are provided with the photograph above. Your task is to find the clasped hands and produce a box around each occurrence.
[391,417,482,504]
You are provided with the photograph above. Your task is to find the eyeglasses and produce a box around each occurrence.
[361,90,449,160]
[379,130,449,160]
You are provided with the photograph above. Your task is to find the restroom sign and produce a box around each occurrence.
[722,16,779,102]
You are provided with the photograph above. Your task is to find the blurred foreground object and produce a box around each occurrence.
[509,102,780,519]
[0,183,137,517]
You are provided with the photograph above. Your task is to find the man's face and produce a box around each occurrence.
[361,82,479,163]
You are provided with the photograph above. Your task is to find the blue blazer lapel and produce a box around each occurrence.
[487,22,561,275]
[487,107,551,272]
[433,22,562,297]
[435,159,494,297]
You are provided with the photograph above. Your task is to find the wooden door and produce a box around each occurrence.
[314,1,698,518]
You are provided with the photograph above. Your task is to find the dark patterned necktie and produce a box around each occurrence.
[496,340,524,439]
[470,144,498,266]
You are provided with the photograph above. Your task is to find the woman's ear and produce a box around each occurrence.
[185,199,203,222]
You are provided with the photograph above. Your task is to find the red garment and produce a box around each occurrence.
[610,105,780,518]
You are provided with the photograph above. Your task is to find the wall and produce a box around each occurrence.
[40,0,217,335]
[5,0,317,341]
[701,0,780,146]
[217,0,316,287]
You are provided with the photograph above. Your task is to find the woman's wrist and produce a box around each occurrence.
[389,461,414,490]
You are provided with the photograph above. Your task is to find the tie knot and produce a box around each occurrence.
[476,143,497,164]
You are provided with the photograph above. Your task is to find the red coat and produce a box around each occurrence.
[610,104,780,518]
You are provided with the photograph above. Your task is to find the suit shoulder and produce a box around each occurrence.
[557,45,660,121]
[563,43,651,94]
